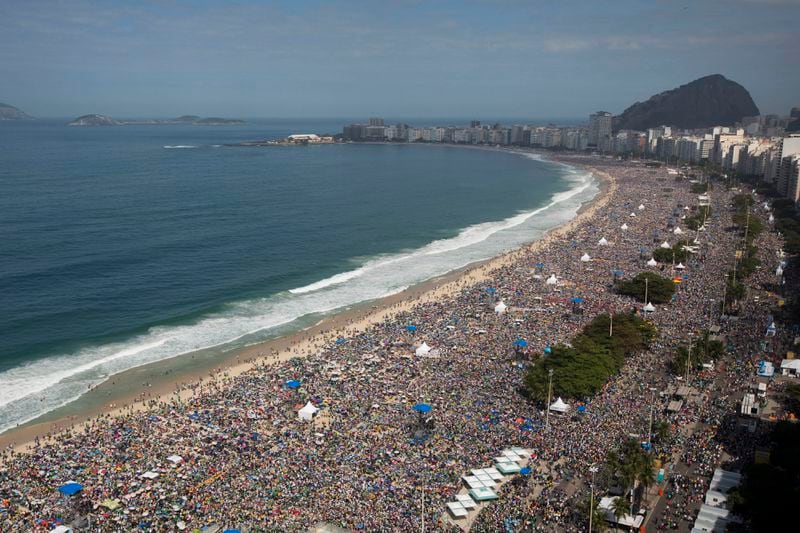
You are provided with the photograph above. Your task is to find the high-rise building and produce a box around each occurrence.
[589,111,613,147]
[368,117,384,127]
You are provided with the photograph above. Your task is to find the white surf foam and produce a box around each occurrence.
[163,145,197,149]
[0,154,599,434]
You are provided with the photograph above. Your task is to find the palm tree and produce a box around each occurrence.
[581,494,607,532]
[637,460,657,508]
[611,496,631,526]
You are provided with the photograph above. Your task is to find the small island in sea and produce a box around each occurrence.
[67,114,245,126]
[0,102,34,120]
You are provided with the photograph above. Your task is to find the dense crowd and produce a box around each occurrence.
[0,154,793,532]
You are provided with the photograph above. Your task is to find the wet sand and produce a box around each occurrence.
[0,155,614,456]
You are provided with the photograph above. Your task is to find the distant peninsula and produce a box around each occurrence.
[67,114,245,126]
[0,102,34,120]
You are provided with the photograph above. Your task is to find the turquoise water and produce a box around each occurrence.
[0,119,597,432]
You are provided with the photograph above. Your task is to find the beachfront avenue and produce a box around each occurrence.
[0,154,793,532]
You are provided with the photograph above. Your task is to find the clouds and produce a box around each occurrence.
[0,0,797,117]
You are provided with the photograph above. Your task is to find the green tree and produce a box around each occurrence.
[616,272,676,304]
[611,496,631,523]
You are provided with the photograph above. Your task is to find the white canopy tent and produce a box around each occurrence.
[620,223,628,230]
[675,263,686,270]
[674,227,683,234]
[546,274,558,285]
[494,301,507,314]
[660,241,671,249]
[629,212,637,218]
[643,302,656,313]
[598,237,609,246]
[549,397,569,413]
[638,204,645,210]
[298,401,319,421]
[415,342,431,356]
[580,253,592,262]
[647,258,658,267]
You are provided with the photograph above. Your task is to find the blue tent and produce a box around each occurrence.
[406,325,417,332]
[520,467,532,475]
[58,482,83,496]
[514,339,528,348]
[571,297,584,304]
[413,403,432,413]
[285,380,301,389]
[576,405,586,413]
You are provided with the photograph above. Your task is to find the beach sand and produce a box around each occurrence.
[0,157,615,457]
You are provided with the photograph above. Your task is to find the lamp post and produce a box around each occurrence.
[546,368,554,431]
[588,464,599,532]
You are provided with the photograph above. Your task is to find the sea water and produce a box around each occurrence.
[0,119,598,432]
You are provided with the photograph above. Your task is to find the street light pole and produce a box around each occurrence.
[589,464,599,532]
[546,368,554,431]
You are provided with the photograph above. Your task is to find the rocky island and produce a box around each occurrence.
[0,102,34,120]
[67,114,245,126]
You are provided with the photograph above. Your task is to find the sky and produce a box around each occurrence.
[1,0,798,119]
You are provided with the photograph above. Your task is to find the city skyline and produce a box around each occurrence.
[1,0,798,118]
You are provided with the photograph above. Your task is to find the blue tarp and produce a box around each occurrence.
[406,325,417,331]
[335,337,346,345]
[520,467,532,475]
[535,263,545,269]
[58,482,83,496]
[484,287,497,294]
[223,530,241,533]
[571,297,584,304]
[413,403,432,413]
[514,339,528,347]
[544,346,552,354]
[576,405,586,413]
[286,380,301,389]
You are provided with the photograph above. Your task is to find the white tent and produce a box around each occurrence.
[545,274,558,285]
[494,301,507,314]
[298,401,319,421]
[660,241,671,249]
[620,223,628,230]
[629,212,637,217]
[638,204,645,210]
[674,227,683,234]
[166,455,183,464]
[415,342,431,356]
[50,527,73,533]
[647,258,658,267]
[549,397,569,413]
[580,253,591,262]
[598,237,609,246]
[675,262,685,270]
[142,471,159,479]
[643,302,656,313]
[781,359,800,376]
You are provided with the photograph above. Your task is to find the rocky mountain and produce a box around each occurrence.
[614,74,759,131]
[0,102,33,120]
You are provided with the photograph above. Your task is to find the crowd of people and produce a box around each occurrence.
[0,154,793,532]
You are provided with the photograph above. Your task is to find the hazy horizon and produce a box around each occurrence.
[1,0,798,118]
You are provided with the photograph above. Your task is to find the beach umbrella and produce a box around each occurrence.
[620,223,628,230]
[571,297,584,304]
[413,403,432,413]
[415,342,431,356]
[638,204,645,210]
[544,345,552,354]
[545,274,558,285]
[285,380,301,389]
[576,405,586,413]
[58,482,83,496]
[405,325,417,332]
[514,339,528,348]
[535,263,545,270]
[520,467,532,475]
[494,301,507,314]
[597,237,609,246]
[580,253,591,262]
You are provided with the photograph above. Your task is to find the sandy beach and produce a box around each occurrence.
[0,152,613,455]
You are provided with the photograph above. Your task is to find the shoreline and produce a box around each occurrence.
[0,150,614,455]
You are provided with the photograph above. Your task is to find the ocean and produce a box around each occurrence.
[0,118,598,433]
